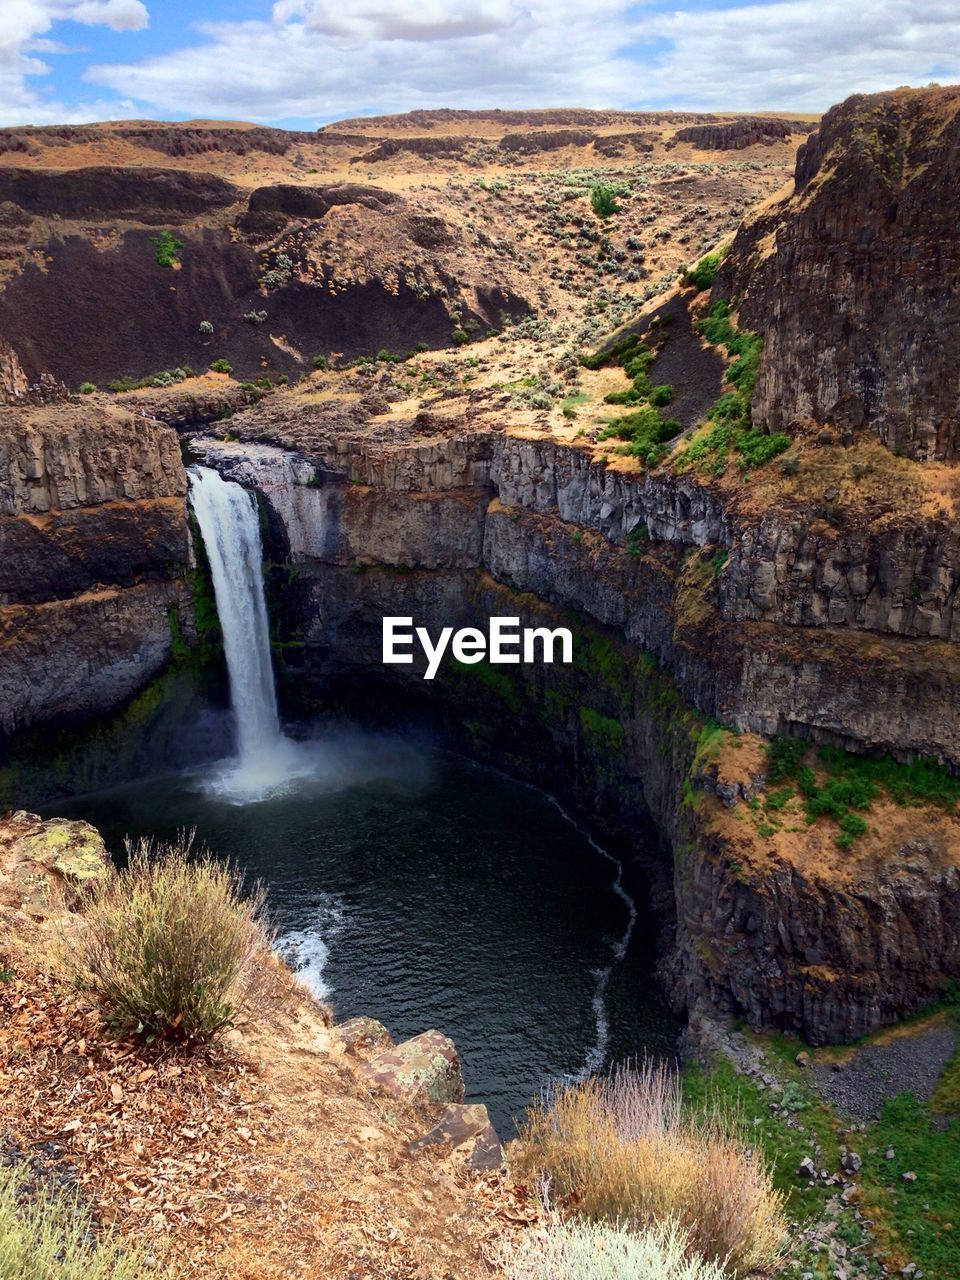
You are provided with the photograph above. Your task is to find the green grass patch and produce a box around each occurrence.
[149,230,183,268]
[682,1056,835,1222]
[682,248,726,291]
[764,737,960,847]
[861,1093,960,1278]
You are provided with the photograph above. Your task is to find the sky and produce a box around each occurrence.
[1,0,959,129]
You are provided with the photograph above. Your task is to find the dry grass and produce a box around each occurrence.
[61,835,272,1044]
[0,1160,161,1280]
[501,1213,726,1280]
[514,1062,786,1277]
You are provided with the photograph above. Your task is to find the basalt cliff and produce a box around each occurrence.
[2,89,959,1057]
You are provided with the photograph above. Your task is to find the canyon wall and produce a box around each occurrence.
[196,421,960,1045]
[718,85,960,461]
[0,402,191,736]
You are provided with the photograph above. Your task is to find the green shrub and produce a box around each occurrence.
[837,811,868,848]
[501,1216,725,1280]
[590,184,620,219]
[451,328,469,346]
[735,430,791,469]
[649,384,674,407]
[764,738,960,846]
[768,735,808,782]
[209,358,233,375]
[77,382,96,394]
[597,405,682,467]
[682,302,789,471]
[0,1161,159,1279]
[627,525,649,556]
[64,836,271,1043]
[311,354,326,369]
[149,231,183,268]
[682,249,725,291]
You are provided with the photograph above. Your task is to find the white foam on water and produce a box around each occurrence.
[279,897,346,1000]
[545,794,639,1080]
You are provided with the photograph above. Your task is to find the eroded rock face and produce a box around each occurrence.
[718,86,960,460]
[674,119,795,150]
[0,167,240,223]
[0,403,190,733]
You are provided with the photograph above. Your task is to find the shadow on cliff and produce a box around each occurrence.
[0,229,491,387]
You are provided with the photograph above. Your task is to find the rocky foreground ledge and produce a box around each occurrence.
[0,812,520,1278]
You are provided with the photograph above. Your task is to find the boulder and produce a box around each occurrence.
[408,1103,490,1154]
[1,811,111,915]
[333,1016,394,1055]
[466,1123,504,1172]
[359,1030,464,1105]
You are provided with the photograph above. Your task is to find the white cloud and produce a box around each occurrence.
[80,0,960,124]
[4,0,960,127]
[0,0,147,125]
[637,0,960,110]
[85,1,649,122]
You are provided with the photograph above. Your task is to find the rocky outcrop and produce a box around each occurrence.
[0,176,530,385]
[717,86,960,460]
[0,124,318,160]
[356,136,479,163]
[498,129,597,153]
[674,119,795,150]
[238,181,401,236]
[0,338,27,400]
[0,404,191,735]
[0,810,110,940]
[676,824,960,1044]
[0,167,241,223]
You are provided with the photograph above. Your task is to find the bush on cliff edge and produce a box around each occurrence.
[501,1215,726,1280]
[64,835,271,1043]
[514,1062,785,1277]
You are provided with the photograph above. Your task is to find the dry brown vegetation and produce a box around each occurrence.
[514,1063,786,1277]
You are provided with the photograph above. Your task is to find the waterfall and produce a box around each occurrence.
[188,465,306,800]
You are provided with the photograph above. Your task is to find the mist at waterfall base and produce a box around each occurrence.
[50,467,678,1134]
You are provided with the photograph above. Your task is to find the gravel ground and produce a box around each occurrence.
[812,1022,958,1121]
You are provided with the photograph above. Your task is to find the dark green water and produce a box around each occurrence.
[50,730,677,1134]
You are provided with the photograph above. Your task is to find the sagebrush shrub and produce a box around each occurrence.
[66,836,271,1043]
[502,1215,725,1280]
[515,1063,785,1277]
[0,1162,158,1279]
